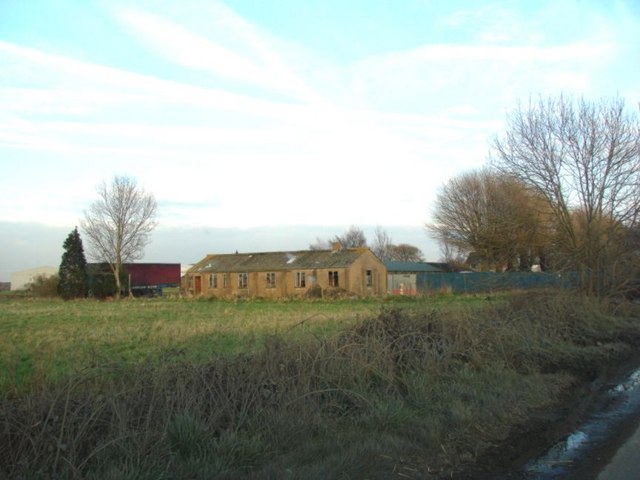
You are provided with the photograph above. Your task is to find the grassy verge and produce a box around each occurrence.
[1,291,639,478]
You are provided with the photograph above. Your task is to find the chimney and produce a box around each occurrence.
[331,242,342,252]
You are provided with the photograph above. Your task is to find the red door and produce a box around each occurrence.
[195,276,202,295]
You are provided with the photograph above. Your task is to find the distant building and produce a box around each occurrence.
[184,246,387,298]
[88,263,181,297]
[124,263,181,296]
[10,266,57,291]
[385,261,444,295]
[181,264,194,278]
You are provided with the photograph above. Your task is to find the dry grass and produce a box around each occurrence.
[0,297,386,394]
[1,292,639,478]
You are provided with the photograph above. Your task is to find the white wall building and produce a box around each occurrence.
[10,266,57,291]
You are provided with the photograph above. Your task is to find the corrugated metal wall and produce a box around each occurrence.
[417,272,576,294]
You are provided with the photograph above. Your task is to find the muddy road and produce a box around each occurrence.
[522,366,640,479]
[488,362,640,479]
[450,355,640,480]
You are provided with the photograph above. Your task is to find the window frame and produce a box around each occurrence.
[365,269,373,288]
[328,271,339,287]
[209,273,218,289]
[266,272,276,288]
[238,272,248,289]
[295,271,306,288]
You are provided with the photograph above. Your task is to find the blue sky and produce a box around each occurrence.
[1,0,638,280]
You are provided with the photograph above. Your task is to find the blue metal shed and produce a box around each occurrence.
[385,261,443,295]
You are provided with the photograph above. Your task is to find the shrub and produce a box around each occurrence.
[1,292,638,478]
[27,274,59,297]
[304,284,323,298]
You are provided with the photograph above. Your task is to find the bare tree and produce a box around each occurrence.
[438,240,468,270]
[389,243,424,262]
[493,95,640,296]
[371,226,393,260]
[428,168,549,271]
[334,225,367,248]
[310,226,367,250]
[309,237,331,250]
[81,176,157,299]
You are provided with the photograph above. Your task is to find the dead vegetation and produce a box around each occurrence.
[1,291,639,479]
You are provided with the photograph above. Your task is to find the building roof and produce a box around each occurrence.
[192,248,374,273]
[385,261,443,273]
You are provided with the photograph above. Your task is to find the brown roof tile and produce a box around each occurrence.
[195,249,369,273]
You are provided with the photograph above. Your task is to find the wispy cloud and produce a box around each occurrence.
[115,6,326,106]
[1,0,635,232]
[1,32,474,229]
[345,39,619,118]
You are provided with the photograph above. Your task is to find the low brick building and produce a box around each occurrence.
[184,246,386,298]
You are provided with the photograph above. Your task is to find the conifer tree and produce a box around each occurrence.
[58,227,88,299]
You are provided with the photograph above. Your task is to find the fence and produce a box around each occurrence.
[417,271,576,294]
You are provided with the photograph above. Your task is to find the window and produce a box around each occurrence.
[295,271,306,288]
[222,273,228,288]
[328,271,339,287]
[238,272,248,289]
[266,272,276,288]
[366,270,373,288]
[209,273,217,289]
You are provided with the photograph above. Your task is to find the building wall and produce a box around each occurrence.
[124,263,181,287]
[193,268,333,298]
[388,273,418,295]
[344,250,387,296]
[10,266,57,291]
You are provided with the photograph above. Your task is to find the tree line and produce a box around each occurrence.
[309,225,425,262]
[55,95,638,300]
[429,95,639,298]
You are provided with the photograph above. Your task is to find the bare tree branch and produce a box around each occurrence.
[492,95,640,296]
[81,176,157,299]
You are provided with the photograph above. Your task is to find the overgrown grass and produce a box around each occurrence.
[0,295,494,394]
[1,292,639,478]
[0,297,372,392]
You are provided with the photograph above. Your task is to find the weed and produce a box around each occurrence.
[166,412,209,459]
[0,292,638,478]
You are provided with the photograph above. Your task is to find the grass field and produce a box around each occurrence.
[0,294,487,393]
[0,297,384,392]
[1,292,639,479]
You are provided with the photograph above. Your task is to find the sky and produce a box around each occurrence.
[1,0,639,281]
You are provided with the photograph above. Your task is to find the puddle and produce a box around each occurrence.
[519,367,640,479]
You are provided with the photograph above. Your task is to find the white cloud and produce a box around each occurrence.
[0,41,313,119]
[1,0,634,237]
[0,39,474,229]
[343,39,619,119]
[115,6,326,106]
